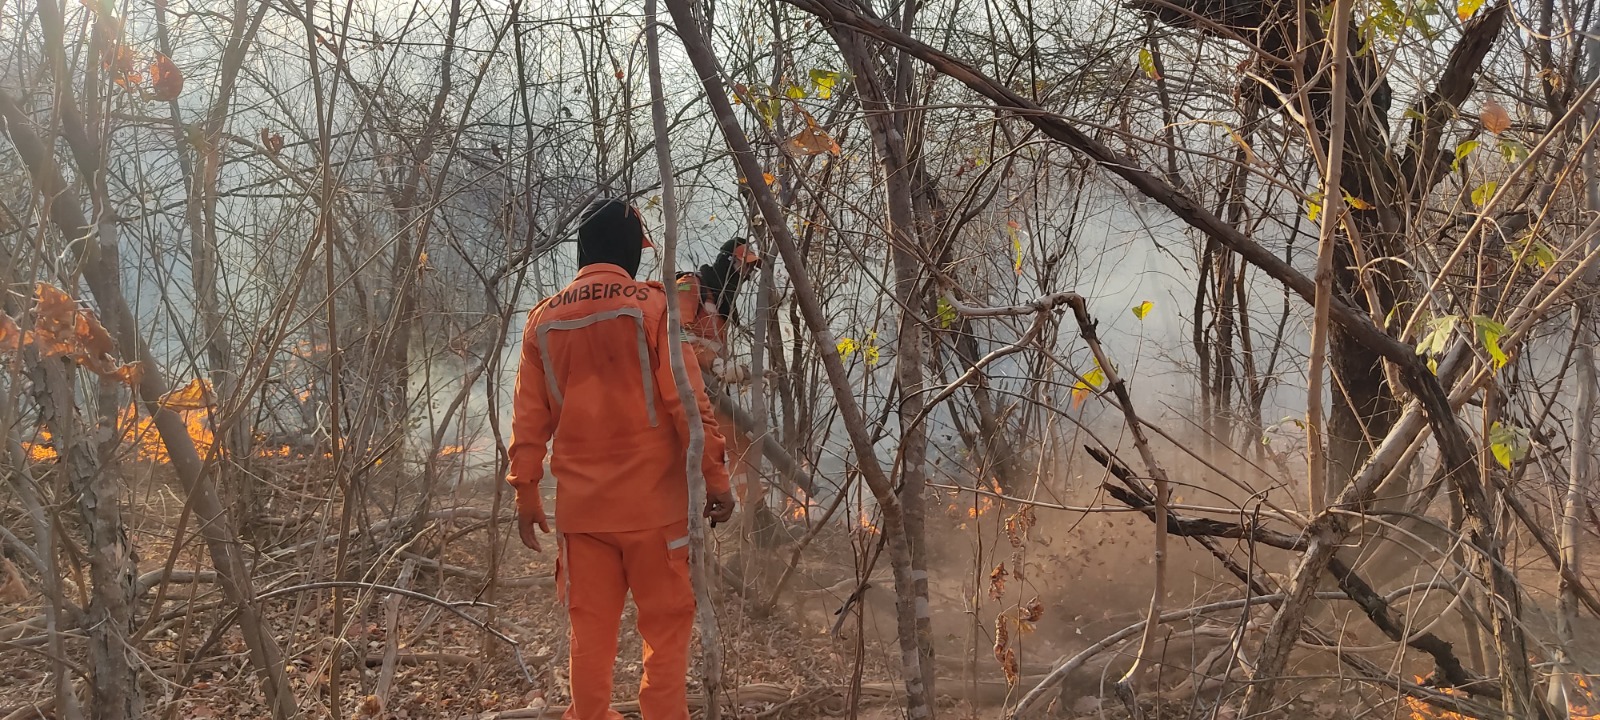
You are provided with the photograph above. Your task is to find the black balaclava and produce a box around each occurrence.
[577,197,648,278]
[698,237,749,323]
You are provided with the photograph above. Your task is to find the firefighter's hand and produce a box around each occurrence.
[705,489,736,526]
[711,358,752,385]
[518,508,551,551]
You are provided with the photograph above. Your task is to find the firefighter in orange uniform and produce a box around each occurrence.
[675,238,762,504]
[505,197,736,720]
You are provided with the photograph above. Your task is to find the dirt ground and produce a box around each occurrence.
[3,449,1598,719]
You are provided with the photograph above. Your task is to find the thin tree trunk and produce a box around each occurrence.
[1552,27,1600,707]
[661,3,934,715]
[831,28,937,704]
[645,4,723,717]
[1303,0,1354,519]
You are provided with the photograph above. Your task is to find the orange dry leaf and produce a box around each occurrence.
[103,44,143,89]
[34,283,81,359]
[161,378,216,409]
[0,314,22,353]
[1481,99,1511,135]
[108,363,143,386]
[148,54,183,101]
[74,308,116,359]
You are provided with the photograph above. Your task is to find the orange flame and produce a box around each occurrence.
[856,509,879,534]
[1402,675,1600,720]
[18,405,215,464]
[784,488,822,521]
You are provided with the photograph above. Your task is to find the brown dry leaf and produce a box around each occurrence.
[149,54,184,101]
[786,126,841,156]
[161,378,216,409]
[988,562,1008,601]
[994,615,1019,686]
[993,614,1009,661]
[358,695,382,717]
[785,109,841,156]
[261,128,284,156]
[1481,99,1511,135]
[1021,596,1044,623]
[0,557,27,603]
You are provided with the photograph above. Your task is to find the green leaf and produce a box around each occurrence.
[1417,314,1459,357]
[1132,300,1154,320]
[936,297,958,329]
[1457,0,1485,20]
[1452,139,1480,172]
[1488,421,1530,470]
[809,68,840,99]
[1526,240,1557,269]
[756,98,780,128]
[1471,181,1499,208]
[1404,108,1427,122]
[1472,315,1510,369]
[1138,48,1160,79]
[1498,138,1528,162]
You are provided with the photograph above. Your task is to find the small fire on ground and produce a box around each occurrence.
[1403,675,1600,719]
[22,405,214,463]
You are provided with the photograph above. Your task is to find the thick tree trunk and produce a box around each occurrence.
[36,360,139,720]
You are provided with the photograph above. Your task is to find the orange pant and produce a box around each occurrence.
[557,519,694,720]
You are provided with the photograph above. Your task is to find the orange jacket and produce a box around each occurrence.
[675,272,727,372]
[507,263,730,534]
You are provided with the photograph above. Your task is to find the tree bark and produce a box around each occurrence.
[646,3,723,716]
[35,359,138,720]
[661,2,935,714]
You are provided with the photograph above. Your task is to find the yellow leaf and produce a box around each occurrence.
[837,337,857,360]
[1008,220,1023,275]
[1132,301,1154,320]
[1226,127,1255,164]
[1137,48,1159,80]
[1480,98,1511,135]
[1343,193,1373,210]
[1457,0,1486,20]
